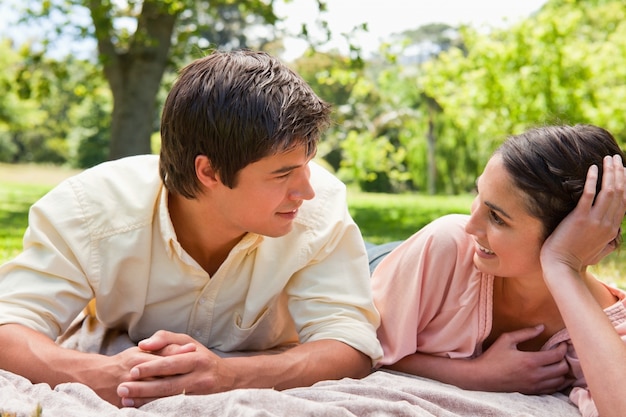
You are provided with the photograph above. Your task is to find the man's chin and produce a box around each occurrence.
[261,223,294,238]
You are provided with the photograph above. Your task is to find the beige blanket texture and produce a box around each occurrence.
[0,314,581,416]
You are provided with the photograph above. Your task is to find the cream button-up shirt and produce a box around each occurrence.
[0,155,382,364]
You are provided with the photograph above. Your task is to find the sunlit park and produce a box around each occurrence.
[0,0,625,289]
[2,0,626,415]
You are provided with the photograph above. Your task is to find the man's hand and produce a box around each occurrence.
[472,326,572,394]
[116,330,234,408]
[115,332,370,408]
[89,347,167,406]
[0,324,185,409]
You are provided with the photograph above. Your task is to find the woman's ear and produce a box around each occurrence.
[195,155,219,189]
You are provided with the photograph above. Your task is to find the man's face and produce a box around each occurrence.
[211,144,316,238]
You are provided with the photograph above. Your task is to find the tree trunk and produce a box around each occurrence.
[421,93,442,195]
[107,52,168,159]
[426,112,436,195]
[89,0,178,160]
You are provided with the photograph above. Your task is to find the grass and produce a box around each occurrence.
[0,404,42,417]
[0,182,51,262]
[0,163,82,262]
[347,188,473,244]
[1,163,625,288]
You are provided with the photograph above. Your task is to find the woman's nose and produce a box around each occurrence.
[465,197,481,235]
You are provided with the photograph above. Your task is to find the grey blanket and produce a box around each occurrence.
[0,369,581,417]
[0,315,581,416]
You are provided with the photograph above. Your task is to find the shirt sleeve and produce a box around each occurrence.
[0,179,94,339]
[371,214,482,366]
[283,165,383,366]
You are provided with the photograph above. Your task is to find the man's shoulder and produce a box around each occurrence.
[68,155,161,191]
[297,161,348,227]
[54,155,163,236]
[308,160,346,195]
[76,154,159,181]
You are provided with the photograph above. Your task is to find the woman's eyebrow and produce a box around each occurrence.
[484,200,512,220]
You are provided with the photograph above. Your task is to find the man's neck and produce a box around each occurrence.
[168,192,244,275]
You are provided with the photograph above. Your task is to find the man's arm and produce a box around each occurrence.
[116,331,371,408]
[0,323,175,407]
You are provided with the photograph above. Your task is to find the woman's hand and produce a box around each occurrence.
[541,154,626,275]
[539,154,626,417]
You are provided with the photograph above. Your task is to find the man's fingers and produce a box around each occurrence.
[155,342,197,357]
[129,352,198,381]
[138,330,197,352]
[119,374,185,403]
[120,395,162,408]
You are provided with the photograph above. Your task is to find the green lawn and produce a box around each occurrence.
[347,188,473,244]
[1,163,624,288]
[0,182,51,263]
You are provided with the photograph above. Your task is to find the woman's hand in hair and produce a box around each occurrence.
[541,154,626,276]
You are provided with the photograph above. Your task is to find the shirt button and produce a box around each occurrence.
[199,298,207,305]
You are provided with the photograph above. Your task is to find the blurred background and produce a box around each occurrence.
[1,0,625,283]
[4,0,623,195]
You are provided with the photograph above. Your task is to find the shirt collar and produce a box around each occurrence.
[158,186,264,259]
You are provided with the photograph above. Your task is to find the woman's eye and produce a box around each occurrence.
[489,210,505,225]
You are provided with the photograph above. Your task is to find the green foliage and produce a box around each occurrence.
[3,0,626,194]
[0,39,112,167]
[11,0,323,162]
[338,130,410,192]
[295,0,626,195]
[416,0,626,193]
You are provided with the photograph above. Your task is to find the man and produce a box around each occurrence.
[0,49,382,408]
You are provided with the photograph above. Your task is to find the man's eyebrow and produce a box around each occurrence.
[270,164,302,175]
[484,200,512,220]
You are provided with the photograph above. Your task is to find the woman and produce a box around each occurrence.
[371,124,626,417]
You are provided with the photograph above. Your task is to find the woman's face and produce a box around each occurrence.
[465,154,546,279]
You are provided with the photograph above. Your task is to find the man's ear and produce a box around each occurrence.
[195,155,220,189]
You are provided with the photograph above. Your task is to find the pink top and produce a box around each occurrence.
[371,214,626,417]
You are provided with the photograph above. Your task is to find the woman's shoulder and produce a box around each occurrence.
[407,213,472,248]
[380,213,475,273]
[428,213,471,231]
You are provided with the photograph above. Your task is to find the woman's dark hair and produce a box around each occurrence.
[496,124,625,242]
[159,49,331,198]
